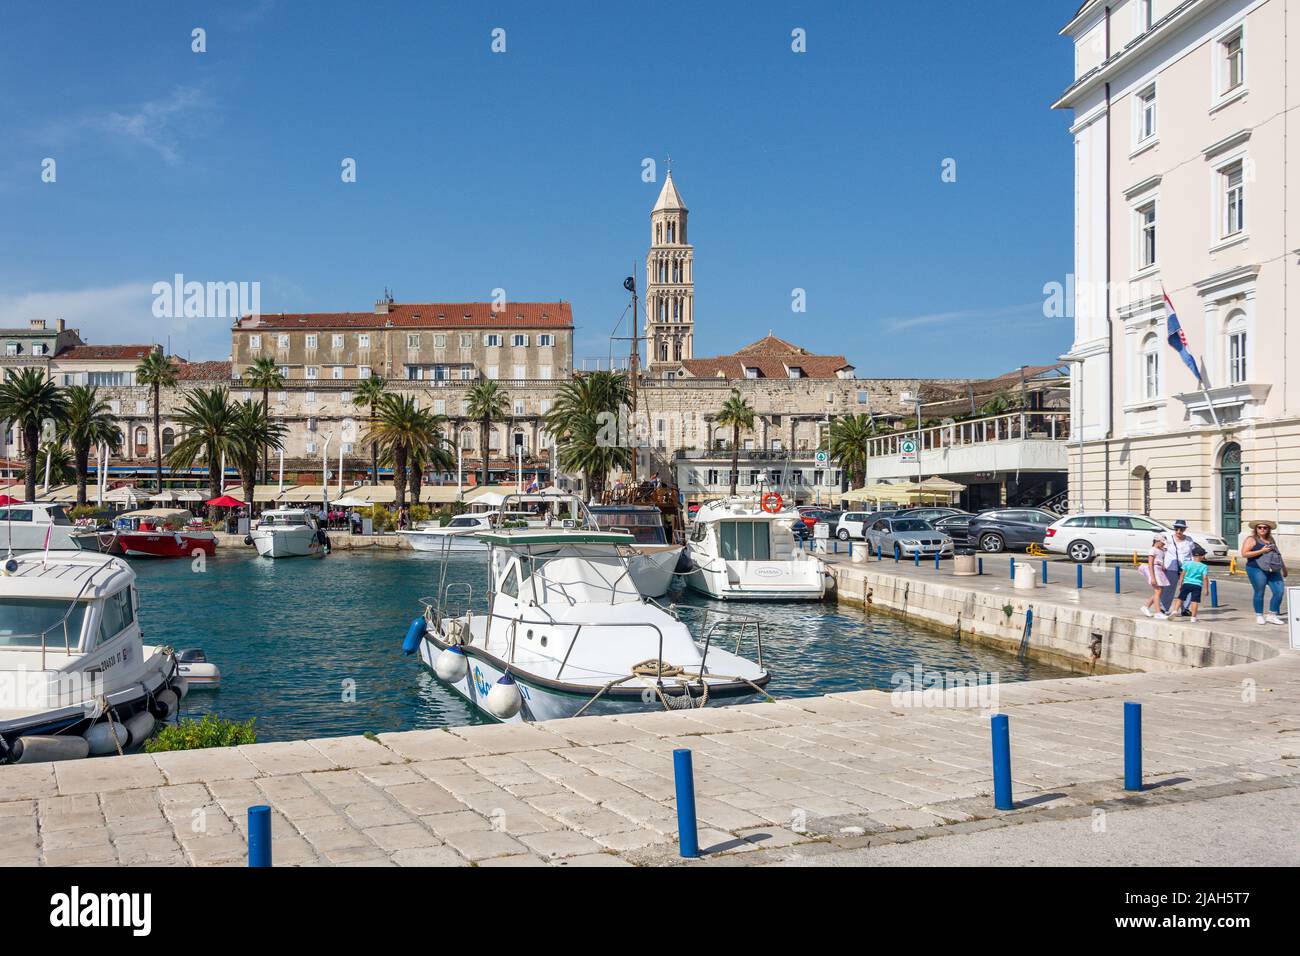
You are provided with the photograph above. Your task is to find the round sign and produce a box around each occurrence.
[901,439,916,454]
[815,450,828,464]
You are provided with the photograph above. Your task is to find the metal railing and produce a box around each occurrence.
[867,411,1071,459]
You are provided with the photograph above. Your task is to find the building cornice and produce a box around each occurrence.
[1123,174,1163,199]
[1194,264,1261,298]
[1202,128,1252,160]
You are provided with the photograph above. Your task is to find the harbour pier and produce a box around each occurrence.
[2,558,1297,867]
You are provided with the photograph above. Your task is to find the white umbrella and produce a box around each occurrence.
[331,495,369,508]
[150,490,176,502]
[176,491,204,502]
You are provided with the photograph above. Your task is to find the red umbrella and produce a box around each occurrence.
[206,495,243,508]
[0,495,23,506]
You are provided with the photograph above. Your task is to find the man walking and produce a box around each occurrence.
[1161,519,1196,614]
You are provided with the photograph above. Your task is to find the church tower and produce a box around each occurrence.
[645,169,693,370]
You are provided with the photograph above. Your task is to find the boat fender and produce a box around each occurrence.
[244,534,253,546]
[83,719,129,756]
[173,677,191,700]
[486,673,523,720]
[434,645,468,683]
[124,711,157,748]
[150,688,180,720]
[402,617,427,656]
[11,735,91,763]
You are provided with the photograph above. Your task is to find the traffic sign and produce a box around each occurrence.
[900,438,918,463]
[814,450,828,465]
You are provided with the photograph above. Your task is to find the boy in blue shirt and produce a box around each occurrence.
[1169,545,1210,623]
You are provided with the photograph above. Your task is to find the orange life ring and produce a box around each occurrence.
[761,492,783,514]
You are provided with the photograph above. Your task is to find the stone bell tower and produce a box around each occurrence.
[645,167,693,369]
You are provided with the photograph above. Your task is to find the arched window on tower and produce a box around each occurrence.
[674,339,682,361]
[659,341,668,362]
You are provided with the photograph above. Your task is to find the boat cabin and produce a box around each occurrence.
[113,508,196,532]
[483,531,645,608]
[590,505,668,545]
[257,509,318,528]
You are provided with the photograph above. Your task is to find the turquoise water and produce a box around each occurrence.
[133,550,1072,742]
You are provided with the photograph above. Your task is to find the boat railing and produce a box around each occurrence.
[36,568,101,670]
[423,581,474,632]
[661,603,765,671]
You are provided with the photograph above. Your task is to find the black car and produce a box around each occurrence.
[895,507,968,524]
[967,508,1059,553]
[932,513,972,546]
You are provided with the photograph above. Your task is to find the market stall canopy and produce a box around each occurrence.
[842,483,914,504]
[104,486,143,503]
[149,490,176,502]
[418,486,462,504]
[175,491,204,502]
[918,476,966,493]
[330,495,369,508]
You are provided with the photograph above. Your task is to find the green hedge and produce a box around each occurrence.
[143,715,257,753]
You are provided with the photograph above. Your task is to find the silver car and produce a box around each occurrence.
[864,516,953,560]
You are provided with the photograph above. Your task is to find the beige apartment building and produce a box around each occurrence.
[1055,0,1299,549]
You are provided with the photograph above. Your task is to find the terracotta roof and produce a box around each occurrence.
[176,361,233,381]
[235,302,573,332]
[678,335,853,380]
[55,344,159,361]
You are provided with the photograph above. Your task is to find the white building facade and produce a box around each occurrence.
[1055,0,1300,549]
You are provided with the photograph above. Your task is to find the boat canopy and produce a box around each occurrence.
[121,508,195,523]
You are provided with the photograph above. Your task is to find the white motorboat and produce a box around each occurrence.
[403,494,770,722]
[397,510,538,554]
[0,502,83,553]
[0,551,190,764]
[685,495,830,601]
[248,508,330,558]
[590,504,685,598]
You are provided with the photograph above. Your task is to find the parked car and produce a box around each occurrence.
[864,515,953,560]
[835,510,884,540]
[790,520,812,543]
[895,507,968,523]
[932,513,973,547]
[967,508,1060,553]
[1043,513,1230,563]
[800,508,843,530]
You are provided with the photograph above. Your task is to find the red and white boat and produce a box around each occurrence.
[73,508,218,558]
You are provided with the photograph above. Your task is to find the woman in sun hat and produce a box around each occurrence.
[1241,519,1287,625]
[1140,535,1172,619]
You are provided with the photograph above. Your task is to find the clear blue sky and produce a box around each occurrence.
[0,1,1077,376]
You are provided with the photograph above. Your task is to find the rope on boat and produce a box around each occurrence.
[654,678,708,711]
[101,696,125,756]
[572,676,636,718]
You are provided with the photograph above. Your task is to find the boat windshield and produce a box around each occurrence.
[447,516,482,529]
[592,508,667,544]
[0,597,89,649]
[263,513,309,526]
[517,547,641,605]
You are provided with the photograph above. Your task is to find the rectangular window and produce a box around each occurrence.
[487,365,499,379]
[1144,348,1160,399]
[744,367,760,379]
[1222,30,1244,93]
[359,366,371,379]
[433,399,446,415]
[407,333,420,348]
[1137,85,1157,143]
[718,521,771,561]
[278,366,289,378]
[341,391,353,404]
[1229,329,1247,385]
[513,400,525,416]
[277,335,290,348]
[135,400,147,415]
[433,334,446,348]
[249,335,261,350]
[306,391,316,404]
[538,366,552,380]
[459,367,473,380]
[332,334,344,349]
[512,365,526,379]
[332,366,343,380]
[358,333,370,348]
[305,334,318,349]
[460,333,473,349]
[538,334,553,347]
[1138,202,1157,269]
[540,399,551,414]
[1223,162,1245,237]
[305,366,318,380]
[108,400,120,415]
[512,334,528,347]
[306,441,317,454]
[484,334,502,347]
[1141,0,1154,31]
[276,391,287,403]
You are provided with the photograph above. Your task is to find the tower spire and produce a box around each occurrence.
[645,167,693,372]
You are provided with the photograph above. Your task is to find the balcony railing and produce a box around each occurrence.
[867,411,1071,459]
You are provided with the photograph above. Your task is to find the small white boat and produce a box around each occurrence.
[397,510,538,554]
[686,496,829,601]
[249,508,329,558]
[0,502,83,553]
[176,647,221,688]
[0,551,188,764]
[404,494,770,722]
[590,504,684,598]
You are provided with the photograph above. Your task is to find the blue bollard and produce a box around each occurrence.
[1114,566,1121,594]
[248,805,272,867]
[1076,563,1083,589]
[848,540,853,557]
[991,714,1013,810]
[914,551,920,567]
[673,749,699,858]
[934,552,941,571]
[833,540,839,554]
[978,557,984,575]
[893,546,899,564]
[1210,579,1218,608]
[1041,560,1048,584]
[1010,557,1015,580]
[1124,702,1142,792]
[877,545,883,561]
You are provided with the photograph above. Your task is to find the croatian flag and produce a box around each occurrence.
[527,475,540,493]
[1164,292,1204,385]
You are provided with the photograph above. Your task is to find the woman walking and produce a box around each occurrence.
[1241,519,1287,625]
[1141,535,1172,619]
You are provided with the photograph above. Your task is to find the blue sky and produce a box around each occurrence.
[0,1,1077,376]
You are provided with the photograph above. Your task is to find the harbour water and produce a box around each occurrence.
[140,550,1073,742]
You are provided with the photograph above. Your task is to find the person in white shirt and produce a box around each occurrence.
[1160,519,1196,614]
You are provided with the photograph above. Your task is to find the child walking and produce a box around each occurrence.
[1141,535,1171,619]
[1169,545,1210,623]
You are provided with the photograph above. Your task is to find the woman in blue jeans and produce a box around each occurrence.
[1241,519,1288,625]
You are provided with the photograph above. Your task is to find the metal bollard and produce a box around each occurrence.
[1210,579,1219,608]
[1114,566,1121,594]
[893,546,899,564]
[1076,563,1083,589]
[1010,557,1016,580]
[248,805,272,867]
[878,545,883,561]
[914,551,920,567]
[1124,702,1142,792]
[934,552,941,571]
[978,557,984,576]
[1041,560,1048,584]
[673,749,699,858]
[991,714,1013,811]
[848,540,853,557]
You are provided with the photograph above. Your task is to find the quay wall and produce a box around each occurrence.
[214,532,406,551]
[828,562,1280,674]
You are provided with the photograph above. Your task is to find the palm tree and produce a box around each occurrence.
[32,442,76,486]
[715,390,755,497]
[826,413,878,490]
[353,375,387,487]
[59,386,123,506]
[240,356,284,484]
[0,368,69,502]
[408,416,455,506]
[465,380,509,488]
[543,371,631,499]
[363,394,437,510]
[228,400,287,509]
[166,387,238,502]
[135,349,178,494]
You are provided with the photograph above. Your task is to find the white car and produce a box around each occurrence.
[835,510,883,541]
[1043,513,1230,563]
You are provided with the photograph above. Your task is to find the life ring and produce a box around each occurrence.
[761,492,783,514]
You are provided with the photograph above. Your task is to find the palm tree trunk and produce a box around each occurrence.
[261,385,270,486]
[208,443,221,502]
[394,446,407,510]
[153,381,163,493]
[480,418,490,487]
[410,459,422,505]
[730,425,740,497]
[369,407,378,486]
[243,467,255,512]
[23,423,38,502]
[75,444,89,506]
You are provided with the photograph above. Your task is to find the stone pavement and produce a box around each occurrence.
[2,650,1297,866]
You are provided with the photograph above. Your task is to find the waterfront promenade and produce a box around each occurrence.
[2,557,1297,867]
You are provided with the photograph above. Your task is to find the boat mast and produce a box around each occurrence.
[625,271,639,485]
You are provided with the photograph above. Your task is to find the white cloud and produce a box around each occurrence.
[0,283,231,361]
[32,86,213,166]
[883,301,1046,332]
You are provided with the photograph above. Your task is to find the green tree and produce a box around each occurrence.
[353,375,388,487]
[134,349,178,494]
[543,371,631,500]
[240,355,284,484]
[0,368,69,502]
[465,379,509,488]
[59,386,123,506]
[715,390,755,497]
[408,417,455,506]
[825,413,878,490]
[554,413,630,502]
[363,394,444,510]
[229,400,287,509]
[166,387,238,502]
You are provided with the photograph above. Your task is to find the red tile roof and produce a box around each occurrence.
[235,302,573,331]
[56,344,159,361]
[679,335,853,380]
[176,361,233,381]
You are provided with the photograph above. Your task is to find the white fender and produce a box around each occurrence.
[12,735,91,763]
[435,645,469,683]
[83,719,129,756]
[486,673,523,720]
